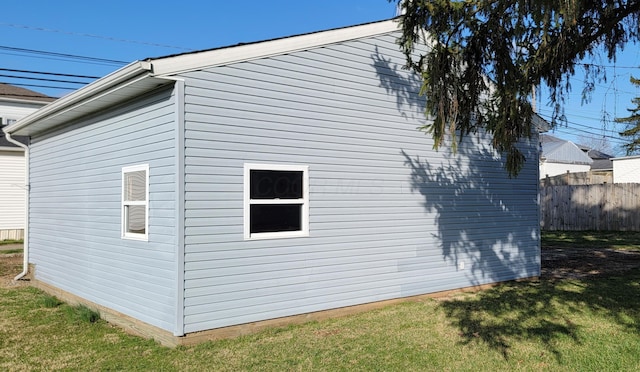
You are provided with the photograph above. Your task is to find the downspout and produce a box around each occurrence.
[2,129,29,281]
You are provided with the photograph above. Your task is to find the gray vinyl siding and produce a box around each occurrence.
[179,32,540,333]
[28,87,178,332]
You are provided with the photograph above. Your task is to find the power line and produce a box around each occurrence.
[0,22,193,51]
[579,63,640,69]
[539,108,616,123]
[0,45,127,65]
[537,111,627,144]
[0,81,77,91]
[0,68,99,79]
[0,74,88,85]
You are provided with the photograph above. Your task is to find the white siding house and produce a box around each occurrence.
[539,134,593,179]
[4,19,541,346]
[612,155,640,183]
[0,84,55,240]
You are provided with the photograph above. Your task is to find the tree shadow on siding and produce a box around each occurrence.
[372,49,640,362]
[401,140,640,362]
[401,148,541,286]
[373,47,540,286]
[371,47,425,118]
[403,142,545,359]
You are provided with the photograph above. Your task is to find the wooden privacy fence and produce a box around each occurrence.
[540,183,640,231]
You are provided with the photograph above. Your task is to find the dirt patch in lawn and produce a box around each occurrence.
[0,253,28,288]
[541,247,640,280]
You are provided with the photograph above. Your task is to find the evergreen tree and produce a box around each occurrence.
[392,0,640,175]
[616,76,640,155]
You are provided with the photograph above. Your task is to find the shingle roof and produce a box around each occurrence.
[575,142,613,159]
[591,158,613,171]
[0,83,56,103]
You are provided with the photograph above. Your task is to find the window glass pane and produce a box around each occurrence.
[250,204,301,233]
[250,170,302,199]
[126,205,146,234]
[124,170,146,201]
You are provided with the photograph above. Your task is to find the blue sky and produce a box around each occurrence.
[2,0,639,154]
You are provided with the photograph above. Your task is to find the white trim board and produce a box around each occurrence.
[150,19,399,76]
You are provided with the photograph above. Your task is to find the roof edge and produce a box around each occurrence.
[532,113,550,133]
[0,96,55,105]
[611,154,640,161]
[149,18,400,76]
[4,61,153,135]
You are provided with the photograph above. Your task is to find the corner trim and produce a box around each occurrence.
[172,78,186,337]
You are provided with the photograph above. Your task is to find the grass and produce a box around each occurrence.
[0,249,23,255]
[0,239,23,254]
[40,294,63,308]
[0,232,638,370]
[542,230,640,250]
[0,239,23,246]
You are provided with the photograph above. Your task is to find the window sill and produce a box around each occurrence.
[245,230,309,241]
[122,234,149,242]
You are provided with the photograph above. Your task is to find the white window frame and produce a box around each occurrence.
[121,164,149,241]
[1,117,17,126]
[244,163,309,240]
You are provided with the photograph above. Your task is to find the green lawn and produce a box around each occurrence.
[542,230,640,250]
[0,239,22,245]
[0,232,638,371]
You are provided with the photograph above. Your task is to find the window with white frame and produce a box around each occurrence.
[244,163,309,240]
[122,164,149,240]
[0,118,17,126]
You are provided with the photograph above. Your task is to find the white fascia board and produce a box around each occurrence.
[0,97,53,106]
[150,19,400,76]
[0,146,24,152]
[4,61,153,136]
[611,155,640,161]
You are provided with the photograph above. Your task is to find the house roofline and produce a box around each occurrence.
[532,113,550,133]
[0,96,55,105]
[4,18,400,137]
[148,19,399,76]
[611,154,640,161]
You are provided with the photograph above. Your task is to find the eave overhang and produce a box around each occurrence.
[3,61,167,136]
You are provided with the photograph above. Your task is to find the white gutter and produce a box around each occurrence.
[2,129,29,281]
[4,61,153,136]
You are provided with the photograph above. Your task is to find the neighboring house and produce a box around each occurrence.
[540,142,614,186]
[576,143,614,174]
[612,155,640,183]
[4,19,541,346]
[0,84,55,240]
[539,134,593,178]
